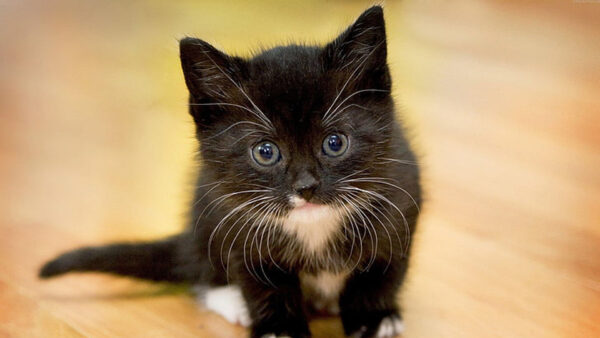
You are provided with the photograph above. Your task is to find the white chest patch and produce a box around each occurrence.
[281,202,343,253]
[300,270,350,314]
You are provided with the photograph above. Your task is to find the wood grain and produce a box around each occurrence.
[1,0,599,337]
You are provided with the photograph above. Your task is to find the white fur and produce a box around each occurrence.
[196,285,251,327]
[375,316,405,338]
[301,270,348,299]
[300,270,349,314]
[282,196,343,253]
[290,195,307,208]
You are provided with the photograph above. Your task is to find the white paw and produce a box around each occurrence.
[195,284,251,327]
[260,334,292,338]
[375,316,404,338]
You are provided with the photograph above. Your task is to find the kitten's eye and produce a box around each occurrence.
[322,133,348,157]
[252,141,280,166]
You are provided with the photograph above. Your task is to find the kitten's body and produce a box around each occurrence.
[40,7,420,338]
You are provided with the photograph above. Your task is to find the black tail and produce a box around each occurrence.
[39,235,193,282]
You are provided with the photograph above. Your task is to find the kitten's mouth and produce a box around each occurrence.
[290,195,324,210]
[295,202,320,210]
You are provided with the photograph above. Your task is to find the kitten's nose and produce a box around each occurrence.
[293,171,319,201]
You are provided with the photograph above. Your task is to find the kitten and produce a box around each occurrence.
[39,6,421,338]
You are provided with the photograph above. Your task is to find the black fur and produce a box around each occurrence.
[40,6,421,338]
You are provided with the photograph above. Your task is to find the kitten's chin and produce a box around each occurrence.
[283,197,341,253]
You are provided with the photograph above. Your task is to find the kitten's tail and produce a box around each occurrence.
[39,235,194,282]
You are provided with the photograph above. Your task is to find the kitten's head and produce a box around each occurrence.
[180,7,408,249]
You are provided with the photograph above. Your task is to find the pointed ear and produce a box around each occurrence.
[179,37,244,101]
[323,6,390,89]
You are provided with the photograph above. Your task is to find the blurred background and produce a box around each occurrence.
[1,0,599,337]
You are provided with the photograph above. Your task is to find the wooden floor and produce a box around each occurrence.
[1,0,599,337]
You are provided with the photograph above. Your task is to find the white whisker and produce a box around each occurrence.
[197,49,275,130]
[224,200,275,281]
[343,177,420,214]
[208,195,272,268]
[217,197,275,271]
[379,157,418,166]
[322,41,385,123]
[340,186,411,255]
[323,88,389,127]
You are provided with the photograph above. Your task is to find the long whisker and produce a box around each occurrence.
[323,103,371,127]
[355,193,403,255]
[197,49,274,130]
[323,88,389,127]
[340,186,411,255]
[334,197,358,268]
[334,168,368,184]
[209,121,262,144]
[195,180,225,189]
[208,195,272,268]
[242,202,277,284]
[250,202,280,287]
[193,181,226,207]
[345,193,381,271]
[322,41,384,122]
[378,157,418,166]
[193,181,228,235]
[210,194,271,241]
[248,202,276,285]
[339,193,376,272]
[218,197,275,271]
[343,177,421,213]
[266,207,286,272]
[344,190,395,272]
[189,103,269,130]
[225,200,275,281]
[200,189,272,220]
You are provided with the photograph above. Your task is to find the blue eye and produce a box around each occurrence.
[252,141,280,166]
[322,133,348,157]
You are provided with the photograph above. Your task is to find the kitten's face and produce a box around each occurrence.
[181,9,397,234]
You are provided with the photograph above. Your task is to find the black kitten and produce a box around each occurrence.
[40,6,421,338]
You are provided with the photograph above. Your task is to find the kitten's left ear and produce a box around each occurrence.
[324,6,390,89]
[180,37,248,126]
[179,37,245,102]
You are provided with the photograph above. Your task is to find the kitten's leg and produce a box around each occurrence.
[340,259,408,338]
[238,267,310,338]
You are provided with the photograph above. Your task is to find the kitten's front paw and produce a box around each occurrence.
[374,315,404,338]
[347,313,404,338]
[195,285,251,327]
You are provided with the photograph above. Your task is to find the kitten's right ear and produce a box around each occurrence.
[323,6,390,91]
[179,37,243,101]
